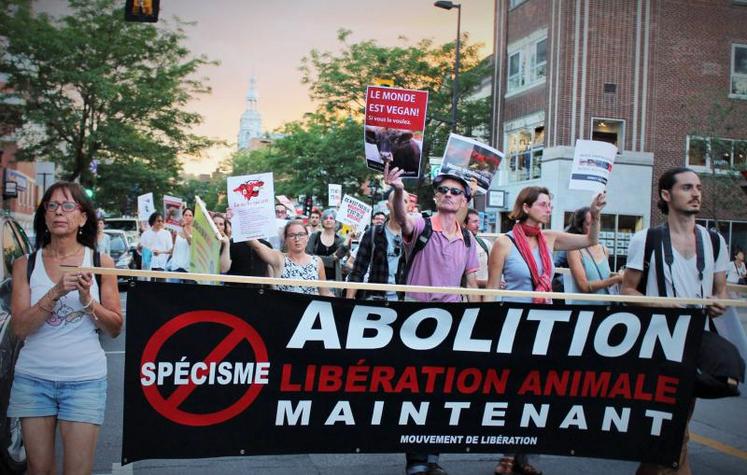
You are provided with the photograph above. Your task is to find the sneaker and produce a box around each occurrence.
[427,463,448,475]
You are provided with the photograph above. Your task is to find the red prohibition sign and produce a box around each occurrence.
[140,310,269,427]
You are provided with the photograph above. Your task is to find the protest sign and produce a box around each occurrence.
[569,139,618,193]
[163,195,183,233]
[364,86,428,177]
[328,184,342,207]
[123,282,702,466]
[138,193,155,221]
[227,172,276,243]
[336,194,372,231]
[440,134,503,194]
[190,196,221,281]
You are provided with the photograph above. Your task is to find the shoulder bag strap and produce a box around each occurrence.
[26,250,38,285]
[582,247,610,294]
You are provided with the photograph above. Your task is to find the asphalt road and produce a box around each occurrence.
[71,292,747,475]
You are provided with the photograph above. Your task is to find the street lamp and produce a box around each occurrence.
[434,1,462,132]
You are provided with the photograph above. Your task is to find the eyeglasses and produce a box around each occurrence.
[45,201,80,213]
[390,235,402,257]
[287,232,308,240]
[436,186,465,196]
[533,201,552,209]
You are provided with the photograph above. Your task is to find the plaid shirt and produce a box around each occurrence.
[348,221,403,297]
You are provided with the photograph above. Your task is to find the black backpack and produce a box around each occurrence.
[636,225,744,398]
[27,249,102,298]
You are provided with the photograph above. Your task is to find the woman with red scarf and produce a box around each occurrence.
[487,186,605,475]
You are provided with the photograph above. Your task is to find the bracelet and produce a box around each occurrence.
[82,296,95,312]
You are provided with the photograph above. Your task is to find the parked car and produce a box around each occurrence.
[105,217,141,248]
[0,213,31,474]
[103,229,137,288]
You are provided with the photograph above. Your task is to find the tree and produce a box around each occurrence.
[282,30,491,203]
[229,115,370,206]
[0,0,216,194]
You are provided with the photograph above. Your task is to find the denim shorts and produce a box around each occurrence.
[7,373,107,425]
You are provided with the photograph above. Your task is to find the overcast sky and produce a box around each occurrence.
[40,0,496,174]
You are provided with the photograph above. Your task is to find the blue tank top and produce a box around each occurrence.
[502,231,554,303]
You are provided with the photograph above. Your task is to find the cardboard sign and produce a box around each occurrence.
[138,193,155,221]
[163,195,183,233]
[364,86,428,177]
[440,134,503,194]
[336,194,372,231]
[569,139,617,193]
[227,173,276,243]
[190,196,221,281]
[328,184,342,207]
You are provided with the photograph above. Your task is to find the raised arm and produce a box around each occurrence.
[248,239,284,275]
[383,162,416,239]
[547,192,605,251]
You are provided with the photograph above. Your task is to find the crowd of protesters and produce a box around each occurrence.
[7,165,745,475]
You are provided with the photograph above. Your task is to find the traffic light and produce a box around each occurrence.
[124,0,160,23]
[84,187,94,199]
[303,196,313,216]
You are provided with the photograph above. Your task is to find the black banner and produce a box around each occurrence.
[122,282,704,466]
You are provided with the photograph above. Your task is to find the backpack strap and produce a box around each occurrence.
[707,228,721,262]
[475,235,489,255]
[26,250,37,285]
[637,226,662,295]
[399,217,432,284]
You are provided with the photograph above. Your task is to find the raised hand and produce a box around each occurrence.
[590,191,607,219]
[383,162,405,191]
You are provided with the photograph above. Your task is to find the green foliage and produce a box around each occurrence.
[0,0,216,202]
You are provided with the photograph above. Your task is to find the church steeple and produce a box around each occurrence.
[237,75,263,150]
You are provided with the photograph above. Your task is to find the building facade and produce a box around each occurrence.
[489,0,747,267]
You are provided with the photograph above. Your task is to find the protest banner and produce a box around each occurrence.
[336,194,372,231]
[569,139,618,193]
[138,193,155,221]
[163,195,183,233]
[440,134,503,194]
[364,86,428,177]
[328,184,342,207]
[227,172,276,243]
[189,196,221,281]
[123,281,702,465]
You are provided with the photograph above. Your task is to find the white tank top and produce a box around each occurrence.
[15,247,106,381]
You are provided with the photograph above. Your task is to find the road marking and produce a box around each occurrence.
[94,462,133,475]
[105,350,125,355]
[691,432,747,460]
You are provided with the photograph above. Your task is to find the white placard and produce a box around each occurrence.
[328,184,342,207]
[569,139,617,193]
[336,194,372,231]
[137,193,155,221]
[227,172,276,243]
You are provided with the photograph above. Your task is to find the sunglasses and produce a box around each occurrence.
[436,186,465,196]
[390,235,402,257]
[45,201,80,213]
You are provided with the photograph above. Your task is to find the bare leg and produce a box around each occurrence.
[21,416,57,475]
[59,420,100,475]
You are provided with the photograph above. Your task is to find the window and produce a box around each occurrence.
[732,44,747,98]
[506,31,548,95]
[686,135,747,169]
[563,212,643,271]
[509,0,527,8]
[591,118,625,152]
[696,219,747,258]
[505,123,544,183]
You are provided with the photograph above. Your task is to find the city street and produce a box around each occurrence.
[65,292,747,475]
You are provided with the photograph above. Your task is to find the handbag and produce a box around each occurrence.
[695,322,745,399]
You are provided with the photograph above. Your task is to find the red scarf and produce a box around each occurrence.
[512,222,553,303]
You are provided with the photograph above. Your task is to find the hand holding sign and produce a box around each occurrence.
[383,162,405,191]
[590,191,607,220]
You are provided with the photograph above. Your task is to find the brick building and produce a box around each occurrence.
[488,0,747,268]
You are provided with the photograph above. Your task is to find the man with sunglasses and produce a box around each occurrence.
[384,164,480,475]
[346,189,407,301]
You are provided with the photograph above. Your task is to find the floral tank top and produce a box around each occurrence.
[276,255,319,295]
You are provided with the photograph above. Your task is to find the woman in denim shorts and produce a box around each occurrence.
[9,182,123,474]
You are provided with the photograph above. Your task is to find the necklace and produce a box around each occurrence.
[46,246,83,260]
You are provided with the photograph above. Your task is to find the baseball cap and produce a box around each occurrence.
[433,173,471,200]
